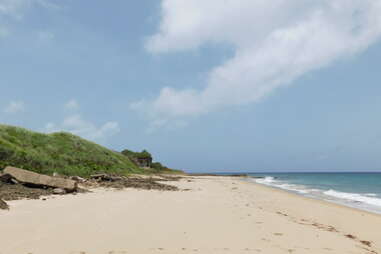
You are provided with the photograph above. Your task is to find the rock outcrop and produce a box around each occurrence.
[3,167,77,192]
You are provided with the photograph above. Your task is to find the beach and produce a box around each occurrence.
[1,176,380,254]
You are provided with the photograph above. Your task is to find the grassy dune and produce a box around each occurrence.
[0,125,144,177]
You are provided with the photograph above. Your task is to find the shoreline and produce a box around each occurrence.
[245,178,381,218]
[246,178,381,216]
[1,175,381,254]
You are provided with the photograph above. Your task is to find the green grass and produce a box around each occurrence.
[0,124,145,177]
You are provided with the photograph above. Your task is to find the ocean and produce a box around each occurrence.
[245,172,381,214]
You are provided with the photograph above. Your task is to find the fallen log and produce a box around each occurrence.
[3,167,77,192]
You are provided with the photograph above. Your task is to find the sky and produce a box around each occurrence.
[1,0,381,172]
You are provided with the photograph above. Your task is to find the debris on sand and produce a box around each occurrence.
[0,199,8,210]
[85,174,180,191]
[345,234,356,240]
[360,240,372,247]
[0,166,181,210]
[90,174,123,182]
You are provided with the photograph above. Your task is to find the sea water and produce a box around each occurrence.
[247,173,381,214]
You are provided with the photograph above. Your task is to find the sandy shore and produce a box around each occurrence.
[1,176,381,254]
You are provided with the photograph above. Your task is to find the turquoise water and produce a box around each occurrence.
[246,173,381,214]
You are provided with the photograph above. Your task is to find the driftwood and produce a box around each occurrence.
[90,174,123,182]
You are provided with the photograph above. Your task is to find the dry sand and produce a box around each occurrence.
[1,176,380,254]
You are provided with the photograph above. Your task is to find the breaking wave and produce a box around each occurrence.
[253,175,381,214]
[324,190,381,207]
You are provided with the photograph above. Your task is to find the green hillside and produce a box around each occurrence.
[0,124,145,177]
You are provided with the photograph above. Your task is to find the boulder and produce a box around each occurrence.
[3,167,77,192]
[53,188,66,195]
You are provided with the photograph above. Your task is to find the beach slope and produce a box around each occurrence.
[0,176,380,254]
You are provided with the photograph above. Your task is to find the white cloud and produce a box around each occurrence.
[64,99,79,111]
[35,0,61,11]
[0,0,60,38]
[0,0,58,17]
[45,100,120,141]
[45,114,120,141]
[4,100,25,114]
[0,0,28,18]
[136,0,381,123]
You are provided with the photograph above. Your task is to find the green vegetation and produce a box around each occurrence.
[0,124,144,177]
[121,149,152,160]
[121,148,182,173]
[151,162,170,171]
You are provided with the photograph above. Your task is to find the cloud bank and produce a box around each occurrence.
[134,0,381,123]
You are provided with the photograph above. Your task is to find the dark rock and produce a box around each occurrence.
[0,173,12,183]
[0,199,8,210]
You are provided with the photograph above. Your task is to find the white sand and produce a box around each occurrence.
[1,176,380,254]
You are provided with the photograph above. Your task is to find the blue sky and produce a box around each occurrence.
[1,0,381,172]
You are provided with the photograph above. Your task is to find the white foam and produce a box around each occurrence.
[255,177,311,194]
[255,176,276,184]
[323,190,381,207]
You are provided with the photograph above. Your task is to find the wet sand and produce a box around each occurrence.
[0,176,380,254]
